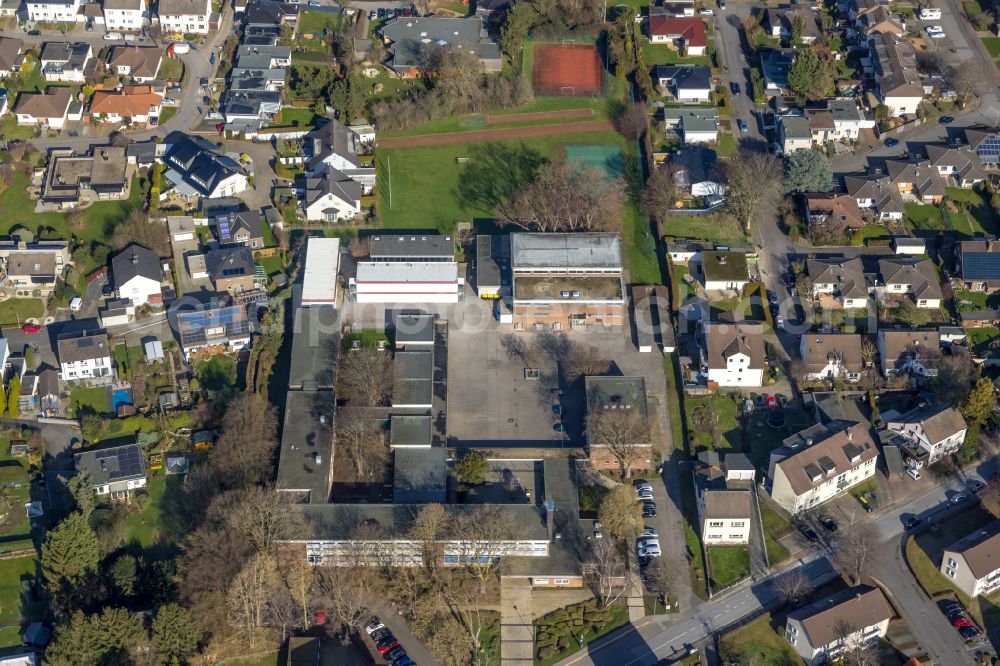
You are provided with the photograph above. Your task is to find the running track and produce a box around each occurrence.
[377,119,615,149]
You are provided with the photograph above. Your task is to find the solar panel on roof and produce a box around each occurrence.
[222,267,245,277]
[78,338,94,348]
[218,215,231,241]
[963,252,1000,280]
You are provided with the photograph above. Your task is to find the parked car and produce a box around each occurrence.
[939,600,964,619]
[162,97,177,105]
[906,468,921,481]
[718,0,726,8]
[68,130,79,137]
[959,625,981,640]
[392,657,416,666]
[101,283,114,296]
[642,503,656,518]
[308,0,320,5]
[209,52,216,65]
[819,516,838,532]
[767,395,778,410]
[799,527,819,543]
[776,314,785,329]
[637,488,654,501]
[729,81,739,95]
[370,627,392,642]
[902,515,922,529]
[699,7,713,14]
[637,543,662,557]
[925,25,945,38]
[365,618,386,635]
[919,7,942,19]
[753,394,765,410]
[21,323,41,334]
[884,137,899,147]
[376,637,400,655]
[737,118,749,133]
[27,29,40,36]
[553,423,566,433]
[939,115,955,124]
[967,479,985,493]
[387,8,396,17]
[641,527,658,538]
[776,394,788,408]
[167,86,183,94]
[103,32,123,40]
[632,479,651,489]
[383,646,407,663]
[951,493,968,504]
[378,7,386,17]
[370,9,377,19]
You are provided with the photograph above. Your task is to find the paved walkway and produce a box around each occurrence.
[500,581,534,666]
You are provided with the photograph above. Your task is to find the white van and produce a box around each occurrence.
[906,468,922,481]
[69,296,82,312]
[919,8,941,20]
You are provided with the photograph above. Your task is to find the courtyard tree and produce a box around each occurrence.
[410,502,450,571]
[726,149,782,234]
[586,406,650,480]
[226,485,300,556]
[338,346,393,407]
[783,149,832,194]
[455,450,490,485]
[598,484,643,542]
[614,102,648,140]
[316,565,371,630]
[337,418,388,480]
[583,537,629,606]
[961,376,996,426]
[496,161,625,233]
[833,618,881,666]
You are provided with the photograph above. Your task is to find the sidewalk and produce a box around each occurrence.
[499,581,534,665]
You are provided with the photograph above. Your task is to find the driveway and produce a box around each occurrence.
[713,5,768,150]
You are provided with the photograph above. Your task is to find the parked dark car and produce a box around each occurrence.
[384,646,407,663]
[642,502,656,518]
[730,82,739,95]
[959,625,981,640]
[376,637,400,655]
[102,283,115,296]
[902,515,922,529]
[799,527,819,543]
[884,137,899,147]
[939,599,965,619]
[819,516,838,532]
[938,115,955,124]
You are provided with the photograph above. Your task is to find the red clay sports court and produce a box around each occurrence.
[531,43,604,96]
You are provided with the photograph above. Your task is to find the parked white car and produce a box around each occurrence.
[641,527,658,538]
[103,32,123,41]
[926,25,946,38]
[698,7,713,15]
[919,7,942,19]
[637,539,662,557]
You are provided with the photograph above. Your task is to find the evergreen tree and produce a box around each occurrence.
[152,603,202,663]
[42,611,100,666]
[41,512,101,612]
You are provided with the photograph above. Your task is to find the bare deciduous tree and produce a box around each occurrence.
[643,167,677,223]
[225,485,300,556]
[560,342,610,383]
[227,553,277,652]
[725,150,782,235]
[861,339,876,367]
[110,208,171,257]
[774,568,815,606]
[211,394,279,489]
[338,347,392,407]
[834,618,882,666]
[833,524,874,585]
[614,102,648,140]
[583,538,629,607]
[337,419,388,480]
[284,557,315,630]
[496,161,625,233]
[598,485,643,543]
[348,236,372,258]
[409,503,449,571]
[316,566,371,629]
[451,505,517,588]
[586,406,649,480]
[266,586,301,644]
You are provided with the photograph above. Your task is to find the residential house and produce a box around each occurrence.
[0,37,23,77]
[205,246,256,294]
[234,43,291,69]
[177,302,252,358]
[0,242,68,294]
[103,0,146,30]
[40,42,92,83]
[778,116,812,153]
[963,127,1000,170]
[701,251,749,291]
[805,109,836,144]
[703,322,765,387]
[672,147,725,198]
[584,376,652,472]
[850,0,905,36]
[803,193,865,231]
[74,443,147,500]
[377,17,502,74]
[785,586,893,665]
[13,87,73,128]
[647,17,708,55]
[41,146,130,209]
[877,329,940,378]
[800,333,864,382]
[107,46,162,82]
[99,298,135,327]
[303,170,363,222]
[769,421,878,513]
[941,520,1000,598]
[162,135,249,199]
[761,47,796,96]
[222,90,282,125]
[228,68,285,92]
[663,106,718,144]
[157,0,211,33]
[649,0,694,17]
[305,120,375,193]
[886,404,967,467]
[924,144,986,188]
[509,233,624,330]
[89,86,162,125]
[824,99,875,141]
[767,8,820,43]
[653,65,711,103]
[884,160,945,203]
[212,210,266,248]
[844,173,905,221]
[243,0,298,28]
[956,239,1000,293]
[807,257,870,308]
[869,32,924,117]
[112,244,162,307]
[694,452,755,545]
[877,257,943,308]
[26,0,81,22]
[57,330,112,382]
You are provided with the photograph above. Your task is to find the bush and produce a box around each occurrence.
[537,646,554,660]
[455,450,489,484]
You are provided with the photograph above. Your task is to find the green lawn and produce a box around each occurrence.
[967,326,1000,355]
[623,199,659,283]
[662,213,746,245]
[715,133,736,157]
[159,57,183,82]
[945,187,999,236]
[759,499,791,565]
[157,106,178,126]
[679,471,709,599]
[272,107,317,128]
[0,453,31,553]
[982,37,1000,57]
[69,386,109,416]
[0,555,36,628]
[641,41,711,68]
[707,546,750,590]
[905,203,945,230]
[852,224,890,246]
[0,299,43,326]
[297,9,341,35]
[121,472,167,547]
[747,405,811,469]
[256,253,284,277]
[719,613,801,666]
[0,116,39,141]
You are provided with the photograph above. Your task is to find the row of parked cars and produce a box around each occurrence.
[939,600,982,642]
[365,617,417,666]
[370,5,417,20]
[633,480,660,566]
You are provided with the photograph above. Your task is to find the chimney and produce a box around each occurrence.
[132,252,138,265]
[847,429,853,441]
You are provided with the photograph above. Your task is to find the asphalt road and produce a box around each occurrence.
[713,5,767,149]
